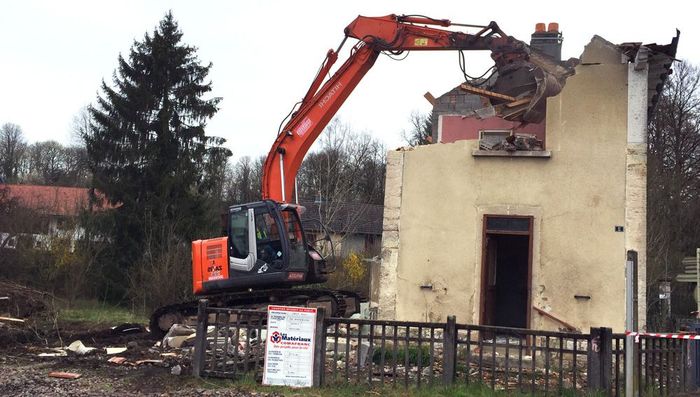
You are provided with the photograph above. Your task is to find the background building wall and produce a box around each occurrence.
[377,55,642,332]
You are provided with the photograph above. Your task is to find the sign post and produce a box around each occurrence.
[262,305,317,387]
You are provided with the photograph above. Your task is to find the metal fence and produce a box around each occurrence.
[453,323,589,394]
[191,302,268,380]
[191,300,698,395]
[637,335,687,394]
[322,317,446,387]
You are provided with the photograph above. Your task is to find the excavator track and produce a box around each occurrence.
[149,288,362,339]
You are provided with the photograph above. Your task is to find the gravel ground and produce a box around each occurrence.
[0,326,282,397]
[0,352,282,396]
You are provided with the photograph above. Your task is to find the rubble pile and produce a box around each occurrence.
[481,134,545,152]
[0,281,54,319]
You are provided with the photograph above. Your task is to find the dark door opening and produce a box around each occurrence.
[480,216,532,329]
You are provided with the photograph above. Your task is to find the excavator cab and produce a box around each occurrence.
[192,200,329,295]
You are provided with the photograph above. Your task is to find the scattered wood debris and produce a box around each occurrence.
[460,84,516,102]
[105,347,127,355]
[107,356,128,365]
[48,371,82,379]
[0,316,25,323]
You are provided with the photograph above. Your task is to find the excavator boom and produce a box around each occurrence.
[262,14,572,202]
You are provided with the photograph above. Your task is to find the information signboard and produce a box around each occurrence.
[262,305,317,387]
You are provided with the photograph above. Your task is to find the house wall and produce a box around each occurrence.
[439,116,545,144]
[377,40,646,332]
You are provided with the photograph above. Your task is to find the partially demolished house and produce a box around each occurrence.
[375,25,678,332]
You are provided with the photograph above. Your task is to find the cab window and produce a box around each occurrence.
[229,209,249,259]
[281,208,307,265]
[255,210,283,266]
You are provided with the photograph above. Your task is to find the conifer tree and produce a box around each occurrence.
[84,12,230,284]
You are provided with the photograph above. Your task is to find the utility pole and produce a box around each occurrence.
[626,250,639,397]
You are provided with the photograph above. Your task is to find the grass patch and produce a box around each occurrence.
[187,379,608,397]
[372,343,431,367]
[57,299,146,326]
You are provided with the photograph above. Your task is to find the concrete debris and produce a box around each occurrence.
[48,371,81,379]
[105,347,127,355]
[170,364,182,375]
[162,324,197,348]
[473,106,496,119]
[38,350,68,358]
[66,340,96,355]
[134,359,164,366]
[481,134,544,152]
[165,324,196,337]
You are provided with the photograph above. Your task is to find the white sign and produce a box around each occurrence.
[262,305,317,387]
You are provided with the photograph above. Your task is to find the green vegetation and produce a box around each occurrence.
[371,344,431,367]
[187,377,609,397]
[57,299,145,326]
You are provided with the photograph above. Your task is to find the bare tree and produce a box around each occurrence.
[0,123,28,183]
[647,61,700,328]
[298,118,385,205]
[401,110,433,147]
[295,119,385,262]
[224,155,264,205]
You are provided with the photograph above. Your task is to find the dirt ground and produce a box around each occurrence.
[0,322,281,396]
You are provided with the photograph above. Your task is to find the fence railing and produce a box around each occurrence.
[191,301,268,380]
[453,322,590,394]
[637,335,687,394]
[322,317,446,388]
[192,300,698,395]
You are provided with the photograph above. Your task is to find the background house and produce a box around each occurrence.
[375,28,677,332]
[0,184,111,251]
[299,199,383,258]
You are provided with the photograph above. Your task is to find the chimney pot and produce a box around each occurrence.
[530,22,563,61]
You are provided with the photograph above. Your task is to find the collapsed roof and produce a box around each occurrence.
[433,30,680,127]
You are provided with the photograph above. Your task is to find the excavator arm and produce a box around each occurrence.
[262,14,570,202]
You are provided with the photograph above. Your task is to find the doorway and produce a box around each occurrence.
[480,215,533,329]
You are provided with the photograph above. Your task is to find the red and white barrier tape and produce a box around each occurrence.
[625,331,700,343]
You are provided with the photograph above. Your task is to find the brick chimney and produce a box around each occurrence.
[530,22,563,61]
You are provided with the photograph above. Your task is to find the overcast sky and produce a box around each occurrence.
[1,1,695,159]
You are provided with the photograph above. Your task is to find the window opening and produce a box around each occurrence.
[229,210,249,260]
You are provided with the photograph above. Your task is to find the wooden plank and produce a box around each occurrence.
[48,371,81,379]
[459,84,516,102]
[505,97,532,108]
[0,316,25,323]
[423,92,436,106]
[532,306,577,331]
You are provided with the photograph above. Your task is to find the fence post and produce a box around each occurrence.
[192,299,209,378]
[443,315,457,385]
[313,307,326,387]
[685,323,700,392]
[588,327,612,395]
[625,250,639,397]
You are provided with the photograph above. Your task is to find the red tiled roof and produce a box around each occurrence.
[0,184,114,216]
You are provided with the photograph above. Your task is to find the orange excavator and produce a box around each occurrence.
[149,14,574,337]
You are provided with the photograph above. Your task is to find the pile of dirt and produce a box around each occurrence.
[0,281,58,347]
[0,280,55,319]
